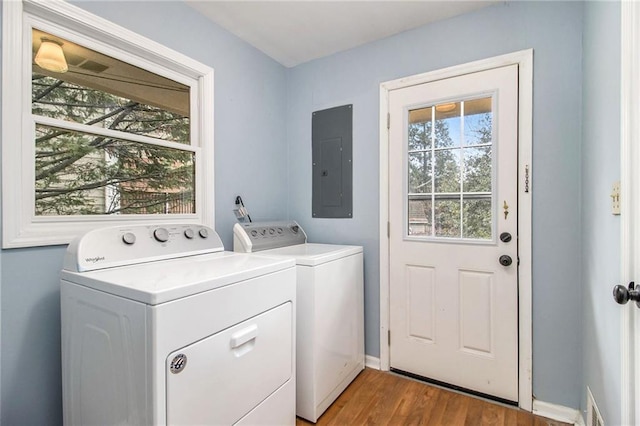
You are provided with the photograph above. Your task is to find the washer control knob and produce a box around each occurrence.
[154,228,169,243]
[291,225,299,234]
[184,228,195,239]
[122,232,136,245]
[250,230,258,237]
[269,228,275,235]
[199,228,209,238]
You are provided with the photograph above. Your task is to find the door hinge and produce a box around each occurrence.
[387,113,390,130]
[388,329,391,346]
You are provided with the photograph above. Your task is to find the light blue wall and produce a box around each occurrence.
[0,2,288,424]
[1,246,67,424]
[286,1,584,409]
[581,2,621,424]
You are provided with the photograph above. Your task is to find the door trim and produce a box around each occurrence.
[378,49,533,411]
[620,2,639,424]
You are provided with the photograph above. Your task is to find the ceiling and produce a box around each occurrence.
[185,1,500,68]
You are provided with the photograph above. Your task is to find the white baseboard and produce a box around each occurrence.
[365,355,381,370]
[532,400,585,426]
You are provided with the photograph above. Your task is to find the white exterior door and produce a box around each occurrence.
[388,65,519,402]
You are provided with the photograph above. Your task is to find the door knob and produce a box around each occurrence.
[499,255,512,266]
[613,282,640,308]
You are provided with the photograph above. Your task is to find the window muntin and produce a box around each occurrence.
[407,97,493,240]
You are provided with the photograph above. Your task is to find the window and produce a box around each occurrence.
[407,97,493,240]
[2,0,214,248]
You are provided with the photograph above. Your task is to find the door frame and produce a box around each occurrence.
[620,2,639,424]
[378,49,534,411]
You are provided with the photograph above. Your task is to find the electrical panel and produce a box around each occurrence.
[311,104,353,218]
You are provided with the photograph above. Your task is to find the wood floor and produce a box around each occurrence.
[296,369,572,426]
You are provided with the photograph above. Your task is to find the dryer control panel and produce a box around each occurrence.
[233,221,307,252]
[64,224,223,272]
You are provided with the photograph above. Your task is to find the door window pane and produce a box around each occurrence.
[464,97,492,146]
[463,147,492,193]
[406,97,494,241]
[434,102,461,148]
[409,152,432,193]
[408,197,432,237]
[434,149,461,193]
[408,108,432,151]
[434,197,461,238]
[463,198,492,239]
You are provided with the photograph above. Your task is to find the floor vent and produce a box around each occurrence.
[587,387,604,426]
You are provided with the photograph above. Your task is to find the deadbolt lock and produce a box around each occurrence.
[500,232,512,243]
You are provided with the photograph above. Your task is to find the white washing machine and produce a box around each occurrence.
[233,221,364,422]
[60,223,296,426]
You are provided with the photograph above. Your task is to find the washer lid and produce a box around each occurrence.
[261,243,362,266]
[60,252,295,305]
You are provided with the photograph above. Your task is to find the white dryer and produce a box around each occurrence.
[233,221,364,422]
[60,223,296,426]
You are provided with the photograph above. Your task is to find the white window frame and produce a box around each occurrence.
[2,0,215,248]
[404,94,497,244]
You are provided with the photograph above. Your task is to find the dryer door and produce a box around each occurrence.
[166,302,293,425]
